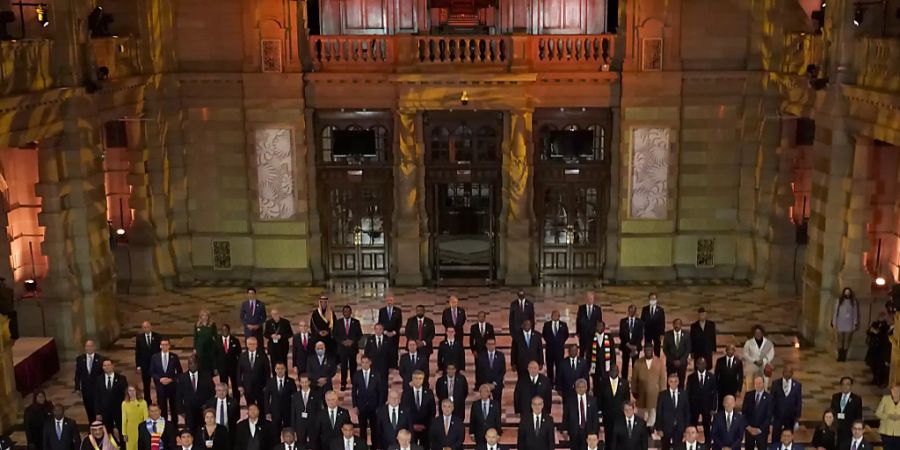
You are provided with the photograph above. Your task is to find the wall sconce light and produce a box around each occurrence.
[459,91,469,106]
[876,276,887,287]
[853,7,864,26]
[792,337,800,349]
[24,278,37,292]
[34,3,48,27]
[115,228,126,236]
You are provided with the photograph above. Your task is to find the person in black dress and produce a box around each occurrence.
[25,390,53,450]
[812,410,837,450]
[194,409,230,450]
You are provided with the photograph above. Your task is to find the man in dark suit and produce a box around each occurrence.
[469,384,501,445]
[469,312,496,357]
[389,430,422,450]
[135,321,161,401]
[686,357,717,441]
[203,383,239,431]
[556,344,589,402]
[742,376,773,450]
[74,340,103,422]
[715,345,744,409]
[353,355,385,446]
[93,358,127,433]
[513,361,551,415]
[176,356,215,432]
[678,426,707,450]
[405,305,436,358]
[441,295,467,334]
[214,323,242,400]
[614,402,650,450]
[512,319,543,377]
[307,341,337,394]
[331,423,369,450]
[843,421,872,450]
[830,377,863,448]
[263,308,294,376]
[238,336,271,412]
[334,305,363,390]
[662,319,691,388]
[401,371,436,449]
[619,305,644,381]
[276,428,302,450]
[770,429,803,450]
[291,374,322,447]
[475,338,506,404]
[564,379,599,450]
[365,323,392,391]
[588,321,616,385]
[43,405,80,450]
[316,391,351,450]
[541,310,569,385]
[150,338,183,421]
[240,287,267,342]
[137,404,177,450]
[233,404,272,450]
[640,293,665,356]
[178,429,198,450]
[292,321,313,376]
[478,429,506,450]
[435,363,468,418]
[508,290,535,336]
[377,295,403,370]
[516,396,555,450]
[576,292,602,354]
[377,389,412,450]
[430,399,465,450]
[656,373,691,450]
[689,308,717,369]
[710,395,746,450]
[771,367,802,442]
[437,327,466,373]
[264,362,296,431]
[598,365,631,444]
[399,339,430,388]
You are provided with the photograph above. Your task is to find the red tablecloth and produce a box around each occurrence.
[14,338,59,395]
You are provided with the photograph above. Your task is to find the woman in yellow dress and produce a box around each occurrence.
[120,385,148,450]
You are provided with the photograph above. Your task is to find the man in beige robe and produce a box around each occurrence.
[632,343,666,427]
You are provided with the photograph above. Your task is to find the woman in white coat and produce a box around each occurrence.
[742,324,775,389]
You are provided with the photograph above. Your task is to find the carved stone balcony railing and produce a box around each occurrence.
[309,34,615,73]
[91,36,143,79]
[0,39,53,96]
[854,36,900,92]
[781,32,824,76]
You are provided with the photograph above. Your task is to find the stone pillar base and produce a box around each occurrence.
[765,242,803,296]
[394,235,424,286]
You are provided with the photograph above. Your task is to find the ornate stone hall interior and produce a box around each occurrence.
[1,0,900,448]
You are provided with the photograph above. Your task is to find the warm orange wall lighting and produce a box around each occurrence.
[0,147,48,283]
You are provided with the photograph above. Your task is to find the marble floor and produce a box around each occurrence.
[7,281,888,448]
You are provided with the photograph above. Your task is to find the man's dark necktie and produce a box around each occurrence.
[391,408,397,427]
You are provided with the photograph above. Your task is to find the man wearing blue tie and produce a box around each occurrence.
[742,377,773,450]
[240,288,266,342]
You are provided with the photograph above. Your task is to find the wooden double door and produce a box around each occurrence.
[320,169,393,277]
[535,180,604,275]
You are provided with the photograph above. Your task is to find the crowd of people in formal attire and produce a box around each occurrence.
[25,287,890,450]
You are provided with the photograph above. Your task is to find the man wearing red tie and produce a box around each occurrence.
[404,305,435,358]
[333,306,362,391]
[292,321,313,376]
[564,379,599,450]
[215,324,242,400]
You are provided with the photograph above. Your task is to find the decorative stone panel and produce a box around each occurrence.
[641,38,663,71]
[261,39,284,73]
[629,127,670,219]
[696,238,715,268]
[212,240,232,270]
[255,128,295,220]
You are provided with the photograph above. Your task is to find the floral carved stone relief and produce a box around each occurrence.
[630,127,670,219]
[255,128,295,220]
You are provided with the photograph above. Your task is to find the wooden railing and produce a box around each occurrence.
[309,34,615,73]
[0,39,53,96]
[781,32,824,76]
[91,36,142,79]
[415,35,510,65]
[530,35,611,71]
[310,36,394,71]
[854,36,900,92]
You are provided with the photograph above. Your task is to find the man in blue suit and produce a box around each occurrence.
[711,395,746,450]
[240,287,266,341]
[769,429,804,450]
[771,367,802,443]
[742,376,773,450]
[150,338,183,421]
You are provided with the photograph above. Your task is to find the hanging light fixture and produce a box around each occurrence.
[35,3,49,27]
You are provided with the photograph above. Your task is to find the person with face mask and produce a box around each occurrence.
[404,305,436,358]
[308,341,337,395]
[832,288,859,361]
[640,293,666,357]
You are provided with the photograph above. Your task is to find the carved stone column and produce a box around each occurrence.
[393,109,426,285]
[838,137,875,293]
[500,109,534,285]
[0,315,18,434]
[123,119,163,295]
[304,108,325,281]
